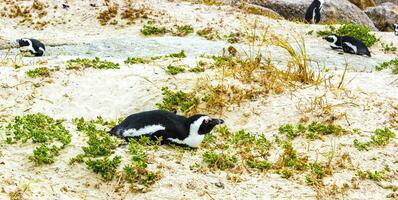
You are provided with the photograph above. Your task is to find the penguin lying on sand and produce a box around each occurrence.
[323,35,371,57]
[305,0,324,24]
[394,23,398,36]
[16,38,45,57]
[109,110,224,148]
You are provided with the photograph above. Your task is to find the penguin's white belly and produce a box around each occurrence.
[123,124,165,137]
[344,42,357,53]
[168,134,205,148]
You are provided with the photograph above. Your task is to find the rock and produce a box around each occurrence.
[348,0,376,9]
[242,3,284,19]
[374,0,398,5]
[249,0,377,30]
[365,2,398,31]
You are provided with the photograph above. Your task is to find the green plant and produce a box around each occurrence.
[225,33,240,44]
[189,66,205,73]
[167,50,186,58]
[278,122,346,140]
[246,159,271,171]
[123,140,160,192]
[72,117,119,158]
[353,139,371,151]
[202,151,238,170]
[29,144,60,165]
[165,65,185,75]
[371,128,395,146]
[279,124,299,138]
[124,57,151,64]
[140,23,167,36]
[67,57,120,70]
[155,87,199,114]
[5,114,71,165]
[381,42,397,53]
[317,23,378,47]
[26,67,50,78]
[376,58,398,74]
[173,25,194,36]
[86,156,121,181]
[196,27,219,40]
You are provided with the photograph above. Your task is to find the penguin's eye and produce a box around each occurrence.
[204,119,210,124]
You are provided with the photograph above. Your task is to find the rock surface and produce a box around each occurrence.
[374,0,398,5]
[348,0,376,9]
[250,0,377,30]
[365,2,398,31]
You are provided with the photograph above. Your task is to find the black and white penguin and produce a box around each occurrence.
[393,23,398,36]
[16,38,45,57]
[305,0,324,24]
[109,110,224,148]
[323,35,371,57]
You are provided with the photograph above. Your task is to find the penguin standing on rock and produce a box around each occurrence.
[109,110,224,148]
[305,0,324,24]
[323,35,371,57]
[393,23,398,36]
[16,38,45,57]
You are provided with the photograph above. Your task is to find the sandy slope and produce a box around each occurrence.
[0,0,397,199]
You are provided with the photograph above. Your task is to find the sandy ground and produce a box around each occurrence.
[0,0,398,200]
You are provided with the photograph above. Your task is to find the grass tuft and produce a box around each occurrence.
[155,87,199,114]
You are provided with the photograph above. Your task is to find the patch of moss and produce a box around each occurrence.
[317,23,378,47]
[67,57,120,70]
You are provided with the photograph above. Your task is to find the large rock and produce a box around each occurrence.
[249,0,377,30]
[348,0,376,9]
[374,0,398,5]
[365,2,398,31]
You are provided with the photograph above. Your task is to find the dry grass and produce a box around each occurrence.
[1,0,49,30]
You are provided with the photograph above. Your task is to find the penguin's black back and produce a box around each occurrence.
[29,38,45,50]
[112,110,189,140]
[305,0,322,24]
[340,36,371,57]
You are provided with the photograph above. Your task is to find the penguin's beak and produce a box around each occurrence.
[210,118,224,125]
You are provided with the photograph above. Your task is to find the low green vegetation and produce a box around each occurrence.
[278,122,347,140]
[225,32,240,44]
[5,113,71,165]
[202,151,238,170]
[124,57,151,64]
[376,58,398,74]
[140,22,167,36]
[196,27,219,40]
[86,156,122,181]
[317,23,378,47]
[166,65,185,75]
[381,42,397,54]
[124,50,186,65]
[26,67,50,78]
[67,57,120,70]
[173,25,194,36]
[155,87,199,114]
[189,66,205,73]
[123,140,160,192]
[353,128,395,151]
[357,170,387,182]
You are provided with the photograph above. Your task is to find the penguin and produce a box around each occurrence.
[394,23,398,36]
[109,110,224,148]
[323,35,371,57]
[305,0,324,24]
[16,38,45,57]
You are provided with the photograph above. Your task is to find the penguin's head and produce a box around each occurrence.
[323,35,338,43]
[187,115,224,135]
[16,38,30,47]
